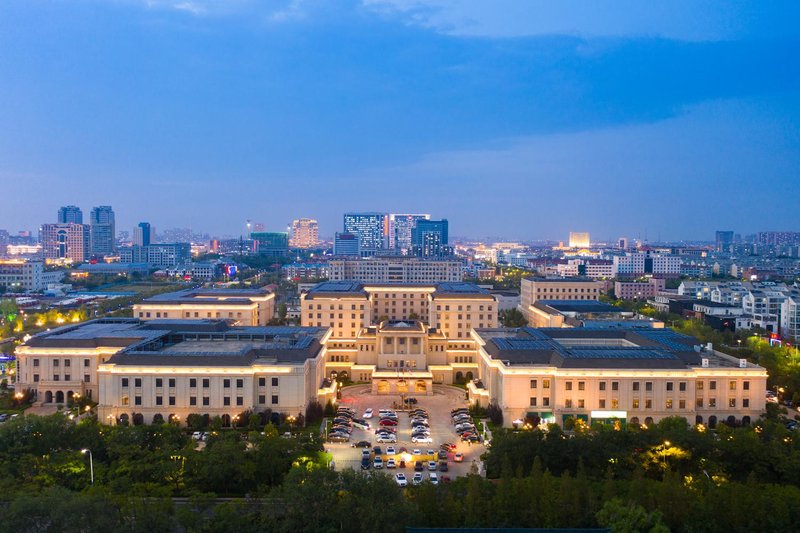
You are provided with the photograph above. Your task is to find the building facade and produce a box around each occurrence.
[133,288,275,326]
[119,243,191,268]
[289,218,319,248]
[0,260,48,291]
[57,205,83,224]
[41,223,90,263]
[333,232,359,256]
[89,206,115,256]
[328,257,463,283]
[411,219,451,257]
[389,214,430,252]
[519,277,605,324]
[614,278,666,300]
[251,232,289,257]
[343,212,389,256]
[469,327,767,428]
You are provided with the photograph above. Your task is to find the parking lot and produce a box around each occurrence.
[325,384,486,482]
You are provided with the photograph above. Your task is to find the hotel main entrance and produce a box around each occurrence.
[371,370,434,396]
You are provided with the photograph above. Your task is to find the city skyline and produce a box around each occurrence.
[1,2,799,239]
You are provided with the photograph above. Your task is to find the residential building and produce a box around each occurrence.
[613,252,681,278]
[614,278,666,300]
[133,287,275,326]
[251,232,289,257]
[289,218,319,248]
[328,257,462,283]
[411,219,451,257]
[389,214,430,252]
[40,223,91,263]
[715,231,734,253]
[469,327,767,428]
[119,243,191,268]
[282,263,331,281]
[781,292,800,341]
[343,212,389,256]
[57,205,83,224]
[333,232,359,256]
[0,260,57,292]
[89,206,115,256]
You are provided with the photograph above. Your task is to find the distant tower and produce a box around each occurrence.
[290,218,320,248]
[568,232,590,248]
[133,222,153,246]
[57,205,83,224]
[618,237,629,250]
[89,205,115,256]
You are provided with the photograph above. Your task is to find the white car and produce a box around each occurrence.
[412,435,433,443]
[395,473,407,487]
[376,434,397,443]
[386,446,396,455]
[412,473,423,486]
[373,457,383,469]
[386,458,396,469]
[412,449,422,456]
[429,473,439,485]
[363,408,374,419]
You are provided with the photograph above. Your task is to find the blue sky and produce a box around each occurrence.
[0,1,798,241]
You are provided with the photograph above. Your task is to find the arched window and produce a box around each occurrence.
[708,415,717,429]
[630,417,640,425]
[644,417,654,426]
[465,371,474,381]
[221,414,231,428]
[55,391,65,403]
[118,413,130,426]
[695,415,703,425]
[45,391,53,403]
[132,413,144,426]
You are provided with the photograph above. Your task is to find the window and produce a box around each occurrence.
[709,381,717,390]
[169,396,175,406]
[530,397,537,407]
[259,377,266,387]
[697,381,704,391]
[729,381,737,391]
[599,382,606,391]
[53,359,59,367]
[696,398,704,407]
[564,399,573,408]
[272,395,279,404]
[189,378,197,388]
[578,399,585,408]
[743,399,750,408]
[236,379,244,388]
[203,397,209,406]
[272,377,279,387]
[632,382,640,391]
[259,395,266,404]
[578,381,585,391]
[223,397,231,406]
[543,380,550,389]
[729,398,736,408]
[237,397,244,406]
[743,381,750,391]
[542,397,550,406]
[33,374,39,382]
[134,378,142,387]
[33,359,39,367]
[53,375,60,381]
[223,379,231,388]
[156,396,163,406]
[612,381,619,391]
[203,378,210,388]
[666,382,673,391]
[135,396,142,406]
[645,382,653,392]
[599,399,606,408]
[679,382,687,392]
[611,399,619,408]
[190,396,197,406]
[645,399,652,409]
[156,378,163,388]
[709,398,716,408]
[169,378,176,388]
[679,400,686,409]
[122,396,129,406]
[84,375,90,383]
[84,359,90,367]
[64,359,70,367]
[122,378,129,387]
[64,374,70,381]
[530,379,537,389]
[632,398,640,409]
[565,381,573,391]
[666,398,673,409]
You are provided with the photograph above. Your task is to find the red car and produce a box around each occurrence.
[379,418,398,426]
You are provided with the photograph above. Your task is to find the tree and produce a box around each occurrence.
[499,308,527,327]
[596,498,669,533]
[323,399,336,417]
[305,400,324,425]
[487,402,504,427]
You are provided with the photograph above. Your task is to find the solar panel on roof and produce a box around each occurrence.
[635,330,694,351]
[565,347,678,360]
[520,327,551,340]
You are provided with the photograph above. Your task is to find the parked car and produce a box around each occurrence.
[373,446,383,455]
[395,473,407,487]
[414,461,424,472]
[429,472,439,485]
[427,461,437,471]
[386,446,396,455]
[412,473,423,486]
[412,449,422,456]
[454,453,464,462]
[440,442,457,451]
[352,440,371,448]
[353,420,370,430]
[439,461,448,472]
[192,432,203,440]
[363,408,374,419]
[373,457,384,469]
[379,419,398,427]
[361,457,370,470]
[438,450,448,460]
[412,435,433,443]
[398,460,406,469]
[376,434,397,443]
[328,434,349,443]
[386,458,396,469]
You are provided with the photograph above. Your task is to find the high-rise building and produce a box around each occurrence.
[389,214,430,252]
[57,205,83,224]
[334,232,359,256]
[618,237,629,250]
[568,232,590,248]
[715,231,734,253]
[343,212,388,256]
[411,219,450,257]
[289,218,319,248]
[89,206,115,256]
[40,223,90,263]
[133,222,154,247]
[251,232,289,257]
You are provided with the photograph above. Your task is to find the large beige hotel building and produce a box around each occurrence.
[15,282,767,429]
[133,288,275,326]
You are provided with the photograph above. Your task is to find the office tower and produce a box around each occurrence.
[568,232,590,248]
[343,212,388,256]
[715,231,734,253]
[41,223,90,263]
[57,205,83,224]
[134,222,154,246]
[251,232,289,257]
[389,213,430,252]
[289,218,320,248]
[89,206,115,256]
[618,237,629,250]
[334,232,359,256]
[411,219,451,257]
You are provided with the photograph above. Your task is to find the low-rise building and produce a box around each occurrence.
[470,327,767,428]
[133,287,275,326]
[614,278,666,300]
[0,260,51,291]
[519,277,605,324]
[328,257,463,283]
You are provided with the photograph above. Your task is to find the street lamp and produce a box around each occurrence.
[81,449,94,485]
[662,441,670,469]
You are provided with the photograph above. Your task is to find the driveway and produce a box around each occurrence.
[325,384,486,480]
